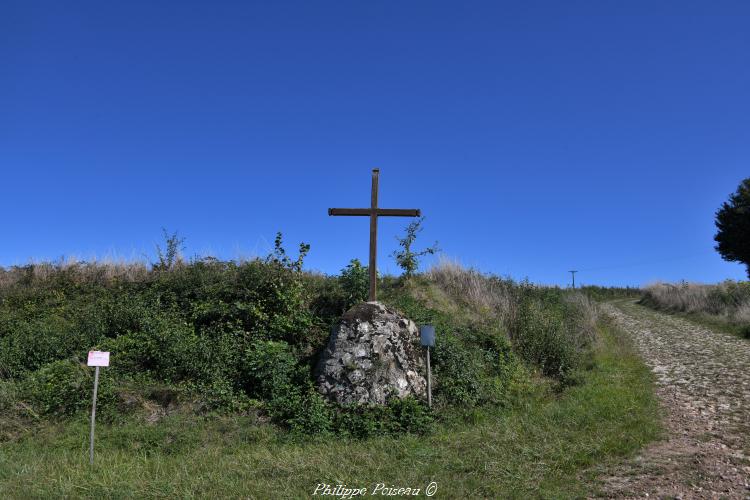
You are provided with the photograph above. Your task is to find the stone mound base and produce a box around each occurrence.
[315,302,426,405]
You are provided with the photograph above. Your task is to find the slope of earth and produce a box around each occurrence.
[600,300,750,498]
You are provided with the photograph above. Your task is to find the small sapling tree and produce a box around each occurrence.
[392,217,439,278]
[267,231,310,272]
[715,178,750,278]
[262,232,313,342]
[154,228,186,271]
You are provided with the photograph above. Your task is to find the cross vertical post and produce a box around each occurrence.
[369,170,379,301]
[329,169,421,302]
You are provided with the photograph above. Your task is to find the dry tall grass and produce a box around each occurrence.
[425,257,518,322]
[564,292,599,341]
[642,281,750,325]
[425,257,599,342]
[0,258,150,290]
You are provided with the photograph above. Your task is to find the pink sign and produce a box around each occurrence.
[87,351,110,367]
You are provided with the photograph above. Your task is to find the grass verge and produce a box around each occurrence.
[0,316,660,499]
[653,309,750,340]
[639,281,750,340]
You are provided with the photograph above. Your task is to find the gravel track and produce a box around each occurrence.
[599,300,750,499]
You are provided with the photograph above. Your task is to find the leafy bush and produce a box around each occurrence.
[339,259,369,308]
[383,289,522,408]
[0,244,603,437]
[512,295,582,380]
[334,404,392,438]
[432,334,484,406]
[96,315,201,383]
[333,397,433,438]
[0,314,90,378]
[189,378,254,414]
[273,385,333,436]
[22,359,117,419]
[386,397,434,434]
[241,340,297,400]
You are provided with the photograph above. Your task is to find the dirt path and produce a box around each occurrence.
[599,300,750,499]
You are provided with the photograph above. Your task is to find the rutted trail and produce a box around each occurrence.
[600,300,750,499]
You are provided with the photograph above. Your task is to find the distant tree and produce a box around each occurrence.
[714,178,750,278]
[392,217,439,278]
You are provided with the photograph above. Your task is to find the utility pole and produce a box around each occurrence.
[569,270,578,289]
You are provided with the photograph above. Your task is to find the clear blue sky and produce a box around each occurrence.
[2,1,748,286]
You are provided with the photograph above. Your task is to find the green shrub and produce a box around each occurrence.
[98,315,201,383]
[0,380,19,416]
[22,359,117,419]
[0,338,25,379]
[0,315,83,377]
[239,340,333,434]
[241,340,297,400]
[432,334,484,407]
[0,250,597,436]
[513,294,590,381]
[278,385,333,436]
[339,259,369,308]
[333,397,433,438]
[0,380,35,442]
[384,287,521,408]
[392,216,439,278]
[334,404,392,438]
[305,272,348,323]
[189,378,254,413]
[387,397,433,434]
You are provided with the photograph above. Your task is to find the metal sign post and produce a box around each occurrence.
[426,347,431,408]
[87,351,110,466]
[420,325,435,408]
[90,366,99,465]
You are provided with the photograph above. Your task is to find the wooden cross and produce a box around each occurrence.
[329,169,421,302]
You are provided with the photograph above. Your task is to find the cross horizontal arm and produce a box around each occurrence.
[328,208,421,217]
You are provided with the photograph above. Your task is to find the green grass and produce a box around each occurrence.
[0,319,661,499]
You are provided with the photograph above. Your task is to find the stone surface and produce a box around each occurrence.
[315,301,427,405]
[599,300,750,498]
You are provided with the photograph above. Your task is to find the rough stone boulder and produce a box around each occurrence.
[315,301,427,405]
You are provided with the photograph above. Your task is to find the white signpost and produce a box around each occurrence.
[87,351,110,465]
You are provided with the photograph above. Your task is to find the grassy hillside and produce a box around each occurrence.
[640,281,750,339]
[0,240,600,435]
[0,240,661,496]
[0,319,660,498]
